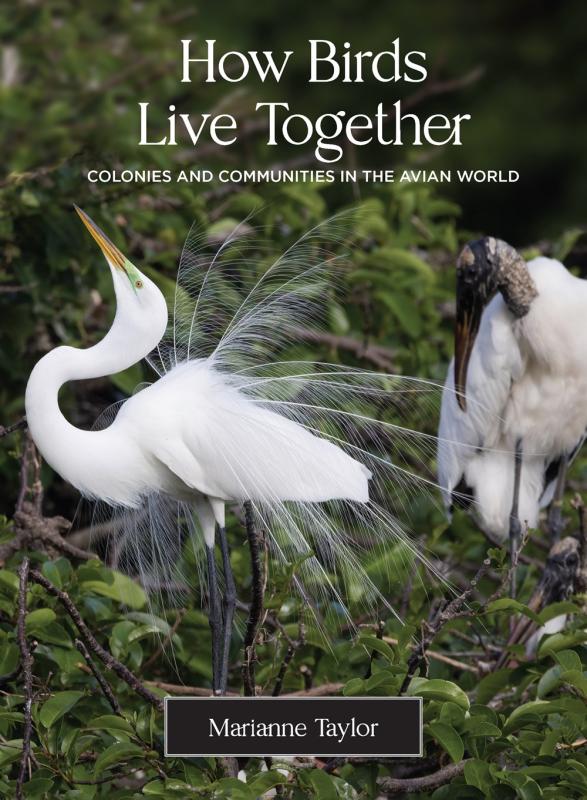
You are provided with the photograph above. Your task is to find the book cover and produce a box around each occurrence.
[1,2,586,797]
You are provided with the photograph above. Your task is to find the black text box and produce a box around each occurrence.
[165,696,422,757]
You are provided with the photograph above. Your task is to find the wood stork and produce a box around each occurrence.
[438,237,587,593]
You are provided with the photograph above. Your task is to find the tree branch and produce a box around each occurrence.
[0,417,26,438]
[290,327,397,371]
[378,759,469,795]
[29,569,163,712]
[16,557,33,800]
[75,639,121,714]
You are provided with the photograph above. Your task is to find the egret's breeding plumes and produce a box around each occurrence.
[26,207,450,693]
[438,237,587,591]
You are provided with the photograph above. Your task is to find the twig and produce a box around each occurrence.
[143,680,345,697]
[378,759,470,795]
[28,569,163,712]
[0,417,26,438]
[290,327,397,371]
[287,682,344,697]
[0,508,94,565]
[382,635,478,674]
[16,558,33,800]
[242,502,264,697]
[365,620,385,679]
[272,623,305,697]
[75,639,121,714]
[571,494,587,594]
[399,558,492,694]
[15,434,34,514]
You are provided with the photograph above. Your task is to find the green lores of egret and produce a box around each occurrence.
[26,207,446,694]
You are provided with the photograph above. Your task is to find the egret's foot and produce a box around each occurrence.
[218,526,236,695]
[206,545,222,694]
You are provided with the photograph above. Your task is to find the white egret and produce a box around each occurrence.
[438,237,587,592]
[26,207,445,693]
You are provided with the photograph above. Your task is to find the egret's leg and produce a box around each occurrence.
[509,439,523,599]
[242,501,264,697]
[547,453,568,542]
[218,526,236,695]
[206,543,222,694]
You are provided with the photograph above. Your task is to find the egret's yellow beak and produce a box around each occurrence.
[75,205,127,272]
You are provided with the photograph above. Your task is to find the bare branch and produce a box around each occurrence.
[378,759,470,795]
[290,327,397,371]
[29,569,163,712]
[16,557,33,800]
[75,639,121,714]
[0,417,27,438]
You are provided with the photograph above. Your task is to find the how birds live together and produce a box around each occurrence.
[25,210,585,692]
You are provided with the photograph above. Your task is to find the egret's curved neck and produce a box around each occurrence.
[25,305,160,493]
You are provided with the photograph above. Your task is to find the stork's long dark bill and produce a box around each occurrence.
[454,298,483,412]
[75,205,127,272]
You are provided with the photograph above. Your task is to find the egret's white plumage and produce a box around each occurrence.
[26,208,449,640]
[438,253,587,540]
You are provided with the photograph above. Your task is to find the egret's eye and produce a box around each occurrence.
[135,279,143,289]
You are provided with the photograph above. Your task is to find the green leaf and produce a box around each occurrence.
[463,719,501,737]
[554,649,582,672]
[81,572,146,609]
[0,739,24,768]
[537,601,582,624]
[0,570,19,596]
[537,630,587,656]
[503,700,566,733]
[464,759,494,792]
[213,778,254,799]
[25,608,56,627]
[21,778,54,798]
[357,634,395,663]
[475,669,512,705]
[428,721,464,762]
[86,715,134,734]
[553,227,584,261]
[307,768,338,799]
[374,290,422,338]
[0,643,19,676]
[93,742,144,775]
[39,691,84,728]
[342,677,365,696]
[407,678,470,710]
[485,598,540,624]
[560,669,587,696]
[248,770,287,794]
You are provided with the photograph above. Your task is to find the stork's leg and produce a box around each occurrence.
[547,453,568,542]
[206,543,222,694]
[509,439,523,599]
[218,526,236,695]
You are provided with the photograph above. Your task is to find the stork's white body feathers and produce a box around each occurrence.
[438,256,587,539]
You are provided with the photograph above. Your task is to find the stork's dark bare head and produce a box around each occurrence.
[454,237,537,411]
